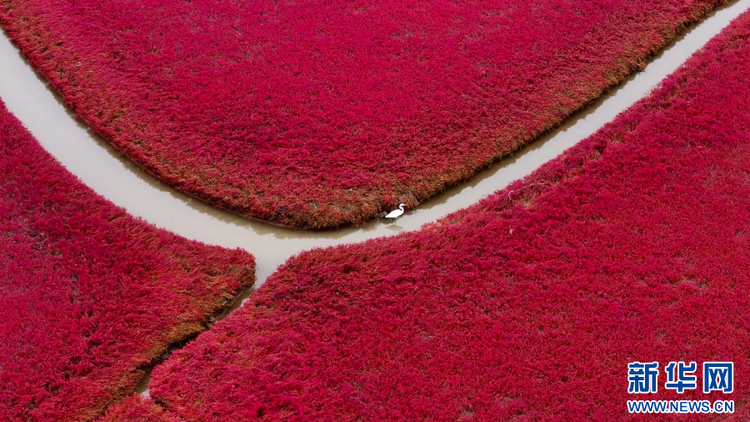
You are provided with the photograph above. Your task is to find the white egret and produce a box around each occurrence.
[384,203,406,221]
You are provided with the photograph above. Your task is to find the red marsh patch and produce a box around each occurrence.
[0,0,727,228]
[150,10,750,421]
[0,102,255,421]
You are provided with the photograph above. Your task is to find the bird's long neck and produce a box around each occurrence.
[400,204,405,210]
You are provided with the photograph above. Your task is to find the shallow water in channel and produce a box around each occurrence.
[1,0,749,288]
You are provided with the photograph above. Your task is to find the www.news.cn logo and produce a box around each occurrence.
[626,362,734,414]
[628,361,733,394]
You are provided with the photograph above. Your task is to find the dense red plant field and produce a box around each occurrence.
[148,11,750,420]
[97,397,183,422]
[0,0,727,229]
[0,102,255,421]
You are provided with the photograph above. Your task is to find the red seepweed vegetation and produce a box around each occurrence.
[0,102,255,421]
[149,11,750,421]
[97,397,184,422]
[0,0,728,229]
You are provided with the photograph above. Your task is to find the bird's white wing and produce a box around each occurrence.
[384,209,403,218]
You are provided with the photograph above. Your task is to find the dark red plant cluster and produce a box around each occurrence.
[147,11,750,420]
[0,102,255,421]
[0,0,726,228]
[97,397,183,422]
